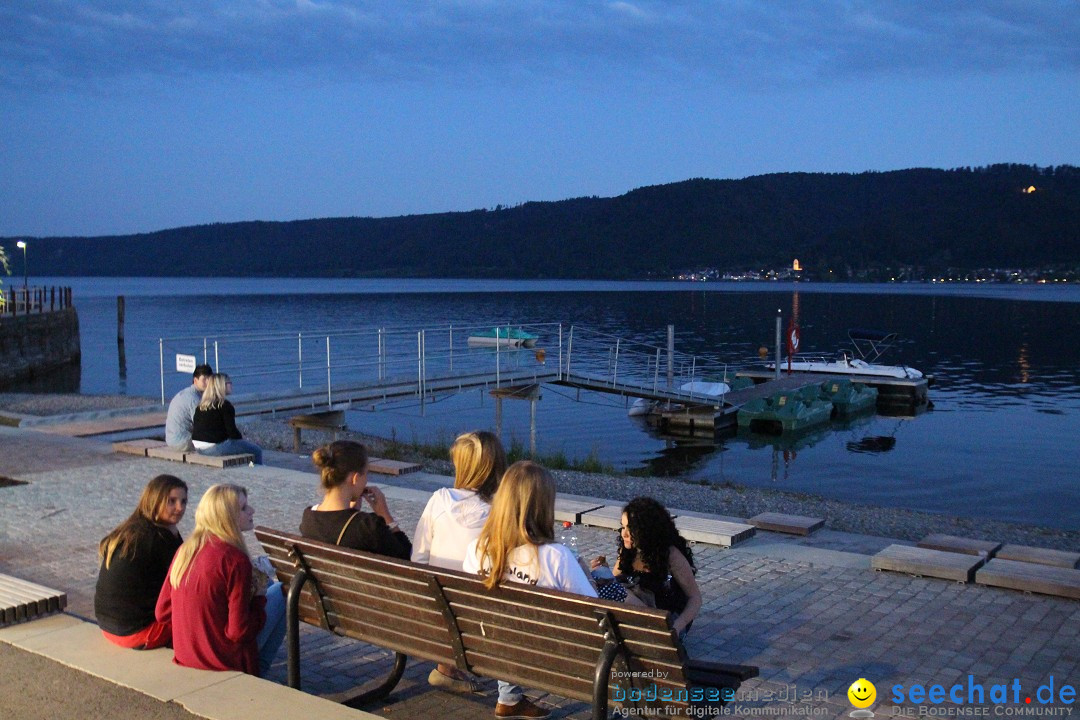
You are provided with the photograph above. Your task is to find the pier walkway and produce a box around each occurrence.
[2,426,1076,720]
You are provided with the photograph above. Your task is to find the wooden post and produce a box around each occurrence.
[667,325,674,390]
[117,296,125,343]
[774,310,782,380]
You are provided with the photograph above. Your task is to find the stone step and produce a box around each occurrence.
[674,516,756,547]
[554,498,605,525]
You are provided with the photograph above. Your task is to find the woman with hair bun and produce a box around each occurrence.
[95,474,188,649]
[299,440,411,559]
[606,496,700,636]
[412,430,506,694]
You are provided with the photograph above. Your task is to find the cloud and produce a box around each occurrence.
[1,1,1077,90]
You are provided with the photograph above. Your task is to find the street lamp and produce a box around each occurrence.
[16,241,27,287]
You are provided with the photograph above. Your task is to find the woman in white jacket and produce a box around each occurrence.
[412,430,506,693]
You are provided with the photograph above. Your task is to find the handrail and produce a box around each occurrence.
[1,286,74,316]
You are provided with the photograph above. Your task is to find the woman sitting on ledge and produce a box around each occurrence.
[191,373,263,464]
[156,483,286,676]
[94,474,188,649]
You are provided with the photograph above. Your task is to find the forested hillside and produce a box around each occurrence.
[8,164,1079,279]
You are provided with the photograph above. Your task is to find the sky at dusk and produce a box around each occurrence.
[1,1,1078,237]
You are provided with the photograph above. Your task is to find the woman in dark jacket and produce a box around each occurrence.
[94,474,188,649]
[299,440,411,559]
[191,373,263,464]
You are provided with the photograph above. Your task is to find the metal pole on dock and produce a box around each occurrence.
[565,326,573,379]
[214,342,219,374]
[612,339,620,387]
[159,339,165,405]
[667,325,674,390]
[326,336,332,406]
[378,329,384,382]
[774,310,782,380]
[530,396,537,457]
[558,324,563,381]
[298,333,303,388]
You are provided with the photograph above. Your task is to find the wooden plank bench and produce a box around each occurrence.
[975,559,1080,599]
[255,527,757,719]
[288,411,346,453]
[749,512,824,536]
[996,545,1080,569]
[0,573,67,627]
[112,440,254,468]
[917,534,1001,557]
[871,544,986,583]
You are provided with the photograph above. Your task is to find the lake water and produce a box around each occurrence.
[30,277,1080,530]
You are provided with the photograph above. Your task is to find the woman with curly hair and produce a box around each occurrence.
[606,496,701,636]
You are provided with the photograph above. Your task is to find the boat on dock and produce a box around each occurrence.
[466,327,539,348]
[627,378,753,417]
[741,328,930,413]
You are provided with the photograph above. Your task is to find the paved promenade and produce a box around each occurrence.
[1,425,1077,719]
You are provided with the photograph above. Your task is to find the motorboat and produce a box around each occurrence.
[466,327,539,348]
[766,329,924,380]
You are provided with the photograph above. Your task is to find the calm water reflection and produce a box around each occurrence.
[39,278,1080,530]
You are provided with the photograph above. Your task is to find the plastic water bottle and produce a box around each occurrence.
[559,521,579,558]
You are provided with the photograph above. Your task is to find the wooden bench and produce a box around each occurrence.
[288,411,347,453]
[0,573,67,627]
[255,527,757,719]
[113,439,254,468]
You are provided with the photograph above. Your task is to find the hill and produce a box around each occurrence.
[6,164,1080,280]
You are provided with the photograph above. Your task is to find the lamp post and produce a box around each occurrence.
[16,241,27,287]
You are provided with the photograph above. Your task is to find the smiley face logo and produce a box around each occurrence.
[848,678,876,708]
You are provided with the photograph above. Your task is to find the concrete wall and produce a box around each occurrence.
[0,307,81,389]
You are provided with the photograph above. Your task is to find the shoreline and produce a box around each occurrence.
[3,392,1077,551]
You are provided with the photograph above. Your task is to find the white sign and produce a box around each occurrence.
[176,354,197,374]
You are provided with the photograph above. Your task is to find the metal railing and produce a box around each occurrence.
[1,286,74,316]
[561,325,749,404]
[157,322,560,406]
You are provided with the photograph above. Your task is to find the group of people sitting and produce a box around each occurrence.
[94,430,701,720]
[165,364,264,464]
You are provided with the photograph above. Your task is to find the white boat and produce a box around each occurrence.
[627,380,732,416]
[767,329,923,380]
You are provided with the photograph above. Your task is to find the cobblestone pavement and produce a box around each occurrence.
[1,426,1077,720]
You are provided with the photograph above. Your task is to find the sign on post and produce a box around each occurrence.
[176,354,197,374]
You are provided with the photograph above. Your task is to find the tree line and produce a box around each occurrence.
[6,164,1079,280]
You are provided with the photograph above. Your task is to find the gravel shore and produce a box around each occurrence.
[4,392,1077,551]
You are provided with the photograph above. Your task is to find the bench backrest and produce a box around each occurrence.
[255,526,700,708]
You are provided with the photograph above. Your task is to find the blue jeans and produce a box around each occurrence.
[257,581,287,676]
[200,439,263,464]
[498,680,523,705]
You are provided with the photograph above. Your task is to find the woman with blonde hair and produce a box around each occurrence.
[191,373,263,464]
[95,474,188,649]
[463,461,595,720]
[300,440,411,559]
[155,483,285,676]
[412,430,506,694]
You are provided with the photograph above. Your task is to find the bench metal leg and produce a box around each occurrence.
[286,569,307,689]
[592,638,619,720]
[340,651,408,708]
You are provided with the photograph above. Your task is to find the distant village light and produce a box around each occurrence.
[793,259,801,271]
[1023,185,1037,194]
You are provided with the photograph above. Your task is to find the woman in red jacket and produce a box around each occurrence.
[156,483,285,676]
